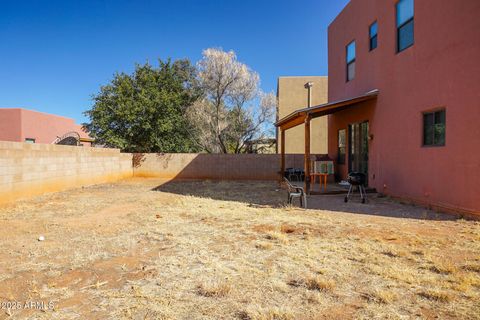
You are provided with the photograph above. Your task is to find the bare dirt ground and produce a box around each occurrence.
[0,178,479,319]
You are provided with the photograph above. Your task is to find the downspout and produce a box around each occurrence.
[305,82,314,108]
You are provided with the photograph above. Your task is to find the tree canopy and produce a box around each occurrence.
[84,50,276,153]
[84,59,201,153]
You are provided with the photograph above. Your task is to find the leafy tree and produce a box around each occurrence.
[84,59,201,153]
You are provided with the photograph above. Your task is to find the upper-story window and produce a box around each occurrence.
[346,41,356,82]
[396,0,414,52]
[369,21,378,51]
[25,138,35,144]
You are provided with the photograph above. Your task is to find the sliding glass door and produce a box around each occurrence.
[348,121,369,184]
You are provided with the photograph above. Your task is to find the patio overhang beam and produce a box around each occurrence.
[275,89,379,131]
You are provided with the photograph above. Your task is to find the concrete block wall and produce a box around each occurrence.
[0,141,133,204]
[0,142,316,205]
[133,153,313,180]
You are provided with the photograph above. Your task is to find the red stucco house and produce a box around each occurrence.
[277,0,480,217]
[0,108,93,146]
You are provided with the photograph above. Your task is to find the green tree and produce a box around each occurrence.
[84,59,201,153]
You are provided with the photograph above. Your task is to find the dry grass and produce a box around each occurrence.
[288,276,335,293]
[418,289,453,302]
[362,289,397,304]
[0,178,479,319]
[197,280,231,297]
[429,258,458,275]
[236,307,294,320]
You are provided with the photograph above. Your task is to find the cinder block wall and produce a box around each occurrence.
[0,141,133,204]
[133,153,313,180]
[0,143,317,205]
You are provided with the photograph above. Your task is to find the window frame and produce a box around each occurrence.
[396,0,414,53]
[422,109,446,147]
[346,40,356,82]
[337,129,346,164]
[369,21,378,51]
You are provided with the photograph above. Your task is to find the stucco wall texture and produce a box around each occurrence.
[277,77,328,154]
[0,141,132,204]
[0,108,90,144]
[327,0,480,215]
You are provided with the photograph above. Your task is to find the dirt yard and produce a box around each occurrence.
[0,179,479,319]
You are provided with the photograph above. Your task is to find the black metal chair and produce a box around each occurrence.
[284,168,304,183]
[284,177,307,208]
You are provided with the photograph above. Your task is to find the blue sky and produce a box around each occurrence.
[0,0,349,123]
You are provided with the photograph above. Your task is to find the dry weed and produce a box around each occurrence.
[255,242,273,250]
[430,259,458,275]
[363,289,397,304]
[197,280,231,297]
[265,231,288,243]
[287,276,335,293]
[418,289,453,302]
[463,262,480,273]
[239,307,295,320]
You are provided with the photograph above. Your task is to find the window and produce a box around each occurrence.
[369,21,378,51]
[396,0,414,52]
[423,109,445,146]
[338,129,346,164]
[346,41,356,81]
[25,138,35,144]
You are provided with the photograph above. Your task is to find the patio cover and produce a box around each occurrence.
[276,89,379,195]
[275,89,379,130]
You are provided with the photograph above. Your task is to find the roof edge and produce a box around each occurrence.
[275,89,379,128]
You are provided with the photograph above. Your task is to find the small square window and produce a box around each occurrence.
[423,109,445,147]
[25,138,35,144]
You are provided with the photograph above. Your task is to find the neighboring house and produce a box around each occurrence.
[0,108,93,146]
[276,76,328,154]
[277,0,480,216]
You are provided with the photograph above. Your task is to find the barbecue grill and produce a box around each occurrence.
[344,172,367,203]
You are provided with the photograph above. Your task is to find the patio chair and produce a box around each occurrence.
[283,177,307,208]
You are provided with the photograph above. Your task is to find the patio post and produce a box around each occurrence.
[304,114,311,194]
[280,128,285,180]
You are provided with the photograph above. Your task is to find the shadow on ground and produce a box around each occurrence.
[152,180,284,208]
[307,194,459,221]
[153,180,459,221]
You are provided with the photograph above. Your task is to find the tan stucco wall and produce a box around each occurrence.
[277,76,328,154]
[0,141,133,204]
